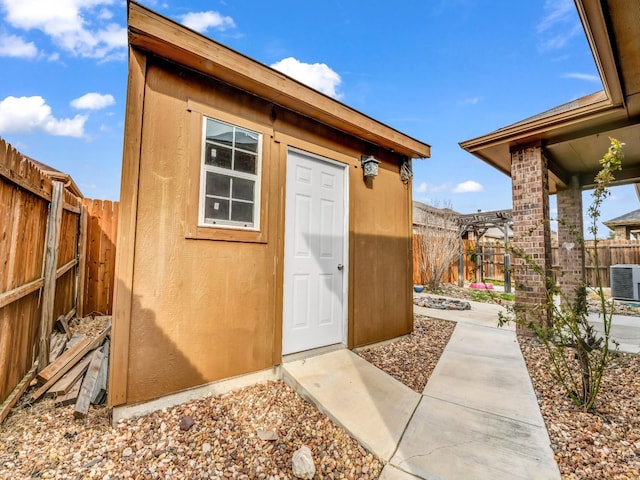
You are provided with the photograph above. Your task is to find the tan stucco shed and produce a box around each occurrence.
[109,2,430,408]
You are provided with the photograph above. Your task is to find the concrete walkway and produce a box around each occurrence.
[282,299,561,479]
[587,312,640,354]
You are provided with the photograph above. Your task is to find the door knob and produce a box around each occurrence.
[337,264,344,271]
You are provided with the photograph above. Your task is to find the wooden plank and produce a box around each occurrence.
[55,315,72,340]
[36,335,91,384]
[76,205,88,318]
[91,340,109,404]
[46,354,92,397]
[55,378,82,407]
[0,277,44,309]
[55,258,78,280]
[0,364,37,424]
[74,349,104,418]
[49,333,67,362]
[109,47,146,407]
[38,180,64,371]
[31,323,110,401]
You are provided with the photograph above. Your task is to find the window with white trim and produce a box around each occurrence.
[200,117,262,229]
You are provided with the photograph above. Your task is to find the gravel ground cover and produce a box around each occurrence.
[357,316,455,393]
[520,337,640,480]
[4,287,637,480]
[0,381,382,479]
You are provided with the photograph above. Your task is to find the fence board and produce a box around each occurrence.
[82,199,118,316]
[413,237,478,285]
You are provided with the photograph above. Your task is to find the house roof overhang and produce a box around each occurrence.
[27,156,83,198]
[127,1,430,160]
[459,0,640,194]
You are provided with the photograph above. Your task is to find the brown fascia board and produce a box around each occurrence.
[459,92,618,153]
[459,0,628,174]
[25,156,84,197]
[575,0,624,106]
[127,1,430,160]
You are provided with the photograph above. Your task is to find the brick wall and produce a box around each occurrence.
[556,175,585,304]
[511,144,552,328]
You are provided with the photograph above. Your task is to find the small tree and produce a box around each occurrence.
[499,138,623,411]
[416,201,459,290]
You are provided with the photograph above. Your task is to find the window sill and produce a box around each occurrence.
[185,225,268,243]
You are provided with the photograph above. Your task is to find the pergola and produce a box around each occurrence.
[459,0,640,325]
[457,210,513,293]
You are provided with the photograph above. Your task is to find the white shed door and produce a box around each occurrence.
[282,150,347,355]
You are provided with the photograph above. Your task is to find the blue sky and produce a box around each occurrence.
[0,0,636,236]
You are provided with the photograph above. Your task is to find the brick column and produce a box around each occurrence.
[511,144,552,329]
[556,175,585,304]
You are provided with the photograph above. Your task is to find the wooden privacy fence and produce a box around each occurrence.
[413,234,640,289]
[553,240,640,287]
[413,237,481,285]
[0,140,83,407]
[0,138,119,410]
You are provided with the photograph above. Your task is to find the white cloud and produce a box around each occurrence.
[452,180,484,193]
[562,72,601,83]
[536,0,581,51]
[0,0,127,59]
[415,181,428,193]
[178,11,236,34]
[458,96,480,106]
[0,95,87,137]
[271,57,343,99]
[0,33,38,57]
[71,92,115,110]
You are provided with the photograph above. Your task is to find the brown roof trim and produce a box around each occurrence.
[26,156,84,198]
[127,1,430,159]
[459,91,618,153]
[575,0,624,106]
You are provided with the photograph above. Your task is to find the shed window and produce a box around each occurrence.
[200,117,261,229]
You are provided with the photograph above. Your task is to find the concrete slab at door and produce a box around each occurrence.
[283,149,347,355]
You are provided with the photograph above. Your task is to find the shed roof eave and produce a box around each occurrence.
[459,93,619,153]
[127,1,431,160]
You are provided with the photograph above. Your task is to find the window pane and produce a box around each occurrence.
[205,197,229,221]
[232,177,254,201]
[206,172,231,197]
[206,119,233,147]
[205,143,232,169]
[231,201,253,223]
[235,128,258,153]
[234,150,256,174]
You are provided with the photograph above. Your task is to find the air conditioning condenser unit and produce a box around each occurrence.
[610,264,640,301]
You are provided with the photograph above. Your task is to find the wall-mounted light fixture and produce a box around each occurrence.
[361,155,380,178]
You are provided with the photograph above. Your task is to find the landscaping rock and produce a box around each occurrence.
[178,415,194,431]
[292,445,315,479]
[413,296,471,310]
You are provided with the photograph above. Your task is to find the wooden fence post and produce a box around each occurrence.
[458,233,464,287]
[38,181,64,372]
[76,205,88,319]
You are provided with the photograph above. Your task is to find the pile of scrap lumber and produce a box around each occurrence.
[31,317,111,419]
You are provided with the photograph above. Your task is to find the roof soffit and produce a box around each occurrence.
[459,0,640,192]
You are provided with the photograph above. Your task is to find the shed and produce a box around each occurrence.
[109,2,430,409]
